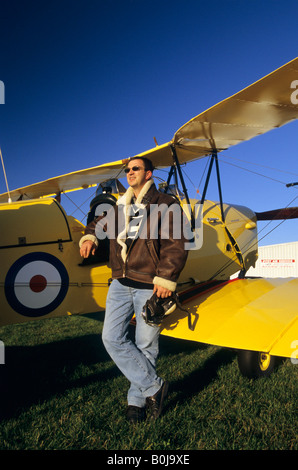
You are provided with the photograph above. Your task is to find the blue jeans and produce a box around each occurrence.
[102,279,164,407]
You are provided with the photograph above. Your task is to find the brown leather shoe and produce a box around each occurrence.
[126,405,146,423]
[146,381,169,419]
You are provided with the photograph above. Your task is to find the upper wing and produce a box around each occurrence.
[0,158,126,202]
[1,57,297,202]
[0,143,174,203]
[173,56,298,158]
[161,277,298,358]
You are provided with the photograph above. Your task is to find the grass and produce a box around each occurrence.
[0,312,297,450]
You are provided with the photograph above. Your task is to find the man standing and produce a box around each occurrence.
[79,157,188,423]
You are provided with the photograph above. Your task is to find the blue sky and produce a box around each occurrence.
[0,0,298,246]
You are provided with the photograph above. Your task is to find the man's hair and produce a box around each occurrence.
[130,156,154,173]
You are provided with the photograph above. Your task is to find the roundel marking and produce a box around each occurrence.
[29,275,47,293]
[5,252,69,317]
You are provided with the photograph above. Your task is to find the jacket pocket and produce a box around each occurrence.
[109,242,123,271]
[145,239,160,267]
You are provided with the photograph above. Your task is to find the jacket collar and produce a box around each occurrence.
[117,179,155,207]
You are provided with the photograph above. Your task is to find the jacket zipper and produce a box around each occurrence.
[122,239,135,277]
[121,199,150,278]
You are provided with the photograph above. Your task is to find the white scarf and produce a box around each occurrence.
[116,179,154,262]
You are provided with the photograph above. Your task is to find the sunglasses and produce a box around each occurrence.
[124,166,148,174]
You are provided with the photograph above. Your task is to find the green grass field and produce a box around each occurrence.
[0,312,297,451]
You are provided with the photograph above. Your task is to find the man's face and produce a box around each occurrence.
[125,159,152,190]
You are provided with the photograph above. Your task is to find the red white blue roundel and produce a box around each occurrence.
[5,252,69,317]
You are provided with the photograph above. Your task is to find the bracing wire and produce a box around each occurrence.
[221,154,298,178]
[179,153,298,279]
[220,159,287,185]
[61,163,128,222]
[0,147,11,202]
[209,193,298,281]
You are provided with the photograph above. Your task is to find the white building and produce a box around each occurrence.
[246,241,298,278]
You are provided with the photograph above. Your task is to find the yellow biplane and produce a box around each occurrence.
[1,58,298,378]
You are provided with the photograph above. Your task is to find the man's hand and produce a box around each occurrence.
[80,240,96,258]
[153,284,172,298]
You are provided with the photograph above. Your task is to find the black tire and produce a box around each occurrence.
[237,350,277,379]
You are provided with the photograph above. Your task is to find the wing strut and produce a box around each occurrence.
[200,151,225,222]
[170,144,195,229]
[214,152,225,223]
[199,152,246,276]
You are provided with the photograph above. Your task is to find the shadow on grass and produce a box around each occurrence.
[165,347,236,410]
[159,334,208,356]
[0,323,235,421]
[0,333,117,420]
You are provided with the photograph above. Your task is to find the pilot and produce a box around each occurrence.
[79,157,188,423]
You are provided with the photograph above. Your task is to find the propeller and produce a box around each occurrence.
[255,207,298,220]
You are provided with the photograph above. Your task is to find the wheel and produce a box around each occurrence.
[237,350,277,378]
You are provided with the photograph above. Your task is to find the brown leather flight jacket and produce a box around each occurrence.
[81,182,189,291]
